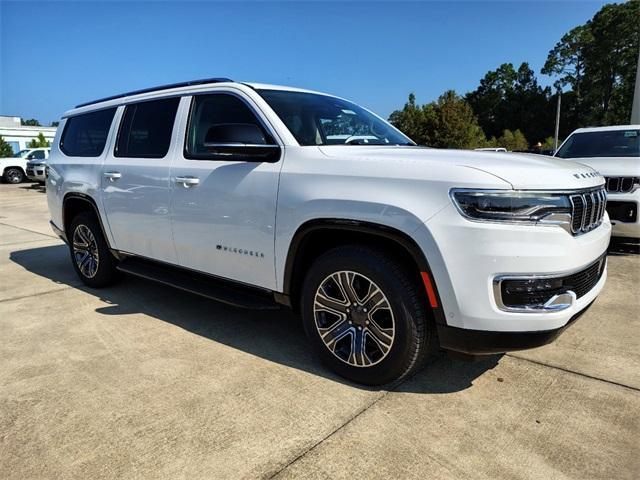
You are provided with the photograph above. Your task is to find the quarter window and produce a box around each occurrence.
[185,93,274,160]
[115,97,180,158]
[60,108,117,157]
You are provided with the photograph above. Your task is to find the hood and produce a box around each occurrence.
[317,146,604,190]
[553,156,640,177]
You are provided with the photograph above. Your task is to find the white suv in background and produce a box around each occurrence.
[0,147,50,183]
[46,79,610,385]
[555,125,639,238]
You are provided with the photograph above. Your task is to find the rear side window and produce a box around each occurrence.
[60,108,117,157]
[185,93,274,159]
[115,97,180,158]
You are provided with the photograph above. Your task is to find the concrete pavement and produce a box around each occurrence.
[1,183,638,479]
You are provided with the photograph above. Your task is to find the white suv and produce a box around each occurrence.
[555,125,639,238]
[46,79,610,385]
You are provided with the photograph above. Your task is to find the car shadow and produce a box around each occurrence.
[19,183,46,193]
[9,244,500,394]
[608,237,640,256]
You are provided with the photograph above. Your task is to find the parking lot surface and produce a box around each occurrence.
[1,183,638,480]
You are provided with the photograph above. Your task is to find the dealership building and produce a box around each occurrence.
[0,116,57,154]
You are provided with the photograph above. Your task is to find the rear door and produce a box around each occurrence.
[100,96,181,263]
[169,91,283,290]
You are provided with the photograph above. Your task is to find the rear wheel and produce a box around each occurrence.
[301,245,434,386]
[3,168,24,184]
[69,212,120,288]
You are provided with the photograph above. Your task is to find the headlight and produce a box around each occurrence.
[451,190,572,230]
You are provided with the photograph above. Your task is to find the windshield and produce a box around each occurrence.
[13,149,30,158]
[556,129,639,158]
[257,89,414,146]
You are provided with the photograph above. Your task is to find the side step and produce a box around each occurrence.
[116,257,280,310]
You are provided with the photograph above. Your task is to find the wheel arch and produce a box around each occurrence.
[2,165,26,176]
[62,193,113,249]
[282,218,444,323]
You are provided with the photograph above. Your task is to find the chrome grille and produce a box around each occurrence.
[605,176,638,193]
[569,187,607,234]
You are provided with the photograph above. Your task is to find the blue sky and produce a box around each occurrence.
[1,1,609,125]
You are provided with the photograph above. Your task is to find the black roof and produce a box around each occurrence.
[75,77,234,108]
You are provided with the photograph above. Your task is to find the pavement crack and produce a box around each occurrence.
[0,286,73,304]
[507,353,639,393]
[0,222,58,240]
[266,389,390,479]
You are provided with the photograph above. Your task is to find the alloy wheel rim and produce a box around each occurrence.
[313,271,395,367]
[7,170,21,183]
[72,225,99,278]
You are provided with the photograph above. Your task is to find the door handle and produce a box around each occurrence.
[175,176,200,188]
[103,171,121,182]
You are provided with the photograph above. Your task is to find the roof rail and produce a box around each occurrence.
[75,77,234,108]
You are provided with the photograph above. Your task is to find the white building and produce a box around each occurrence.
[0,116,57,154]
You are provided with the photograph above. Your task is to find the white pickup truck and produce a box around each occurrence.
[0,147,50,183]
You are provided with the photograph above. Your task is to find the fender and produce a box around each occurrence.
[282,218,446,324]
[62,192,114,251]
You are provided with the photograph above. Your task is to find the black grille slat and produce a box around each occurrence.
[570,187,606,234]
[604,176,638,193]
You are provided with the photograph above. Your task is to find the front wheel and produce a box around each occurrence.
[301,245,434,386]
[3,168,25,184]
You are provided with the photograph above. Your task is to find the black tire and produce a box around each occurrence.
[3,168,25,184]
[68,212,120,288]
[301,245,434,386]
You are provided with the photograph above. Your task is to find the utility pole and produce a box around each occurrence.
[631,51,640,124]
[554,89,562,152]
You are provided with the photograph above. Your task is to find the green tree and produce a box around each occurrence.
[27,133,50,148]
[496,129,529,151]
[388,93,429,144]
[466,62,552,146]
[542,1,640,125]
[21,118,41,126]
[0,136,14,157]
[389,91,487,149]
[50,121,59,127]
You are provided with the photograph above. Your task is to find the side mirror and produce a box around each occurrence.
[26,154,34,160]
[202,123,280,163]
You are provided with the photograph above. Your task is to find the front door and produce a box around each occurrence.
[169,92,283,290]
[100,97,181,264]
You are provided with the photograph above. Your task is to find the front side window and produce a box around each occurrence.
[115,97,180,158]
[185,93,275,160]
[257,89,414,146]
[556,130,640,159]
[30,150,46,159]
[60,108,117,157]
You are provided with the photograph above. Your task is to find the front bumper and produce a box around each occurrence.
[607,190,639,238]
[415,202,610,336]
[437,300,594,354]
[26,165,46,182]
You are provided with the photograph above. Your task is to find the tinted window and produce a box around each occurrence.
[556,130,640,158]
[115,97,180,158]
[60,108,117,157]
[185,94,273,159]
[31,150,46,159]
